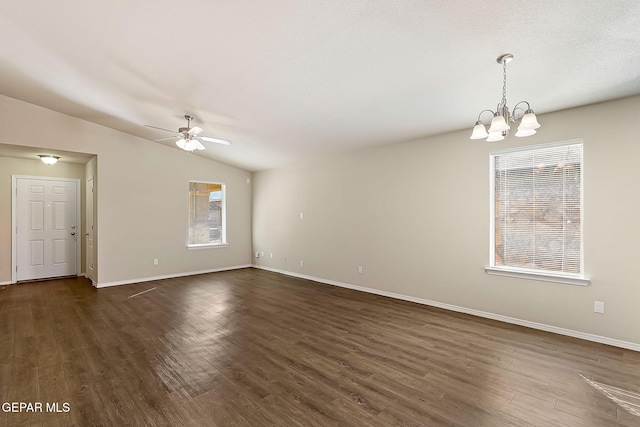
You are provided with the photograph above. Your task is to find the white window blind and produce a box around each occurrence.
[491,143,583,276]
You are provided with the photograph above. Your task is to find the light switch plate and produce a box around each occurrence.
[594,301,605,314]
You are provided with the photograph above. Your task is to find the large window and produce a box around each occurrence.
[188,182,226,247]
[489,141,585,283]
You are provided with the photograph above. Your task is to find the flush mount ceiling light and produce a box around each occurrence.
[470,54,541,141]
[39,155,60,165]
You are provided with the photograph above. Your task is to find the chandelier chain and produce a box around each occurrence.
[502,59,508,108]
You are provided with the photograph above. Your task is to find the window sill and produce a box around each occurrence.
[485,267,590,286]
[187,244,228,251]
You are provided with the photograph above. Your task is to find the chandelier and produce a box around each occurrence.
[470,54,540,141]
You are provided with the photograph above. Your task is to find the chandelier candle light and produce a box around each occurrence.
[470,54,541,141]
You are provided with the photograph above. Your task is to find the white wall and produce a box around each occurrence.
[0,94,252,285]
[252,95,640,346]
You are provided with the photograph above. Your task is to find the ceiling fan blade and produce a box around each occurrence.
[198,135,232,145]
[153,136,179,142]
[144,124,178,133]
[188,126,203,136]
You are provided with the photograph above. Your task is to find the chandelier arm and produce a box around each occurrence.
[512,101,532,121]
[476,109,496,124]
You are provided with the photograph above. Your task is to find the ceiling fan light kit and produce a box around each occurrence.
[176,136,206,151]
[145,115,231,152]
[470,54,541,141]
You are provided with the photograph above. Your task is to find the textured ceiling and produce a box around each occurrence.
[1,0,639,171]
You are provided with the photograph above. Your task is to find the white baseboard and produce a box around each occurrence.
[252,265,640,352]
[0,280,12,286]
[82,273,98,288]
[95,264,252,288]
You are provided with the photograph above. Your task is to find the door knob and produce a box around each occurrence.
[71,232,76,236]
[85,233,90,236]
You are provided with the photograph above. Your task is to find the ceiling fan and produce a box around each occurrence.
[145,115,231,152]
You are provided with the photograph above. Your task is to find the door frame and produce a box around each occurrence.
[11,175,82,284]
[85,175,95,284]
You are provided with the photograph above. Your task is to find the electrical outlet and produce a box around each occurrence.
[153,259,158,265]
[261,251,265,257]
[594,301,605,314]
[255,252,260,259]
[358,265,363,274]
[300,260,304,267]
[270,253,273,258]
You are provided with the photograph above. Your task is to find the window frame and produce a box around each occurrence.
[187,181,227,250]
[486,140,589,286]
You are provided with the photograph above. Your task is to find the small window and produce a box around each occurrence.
[188,182,226,247]
[490,142,584,280]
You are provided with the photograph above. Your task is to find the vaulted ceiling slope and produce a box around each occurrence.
[1,1,639,171]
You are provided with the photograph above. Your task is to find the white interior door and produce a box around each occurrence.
[15,177,79,281]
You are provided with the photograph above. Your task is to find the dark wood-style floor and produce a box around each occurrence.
[1,268,639,426]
